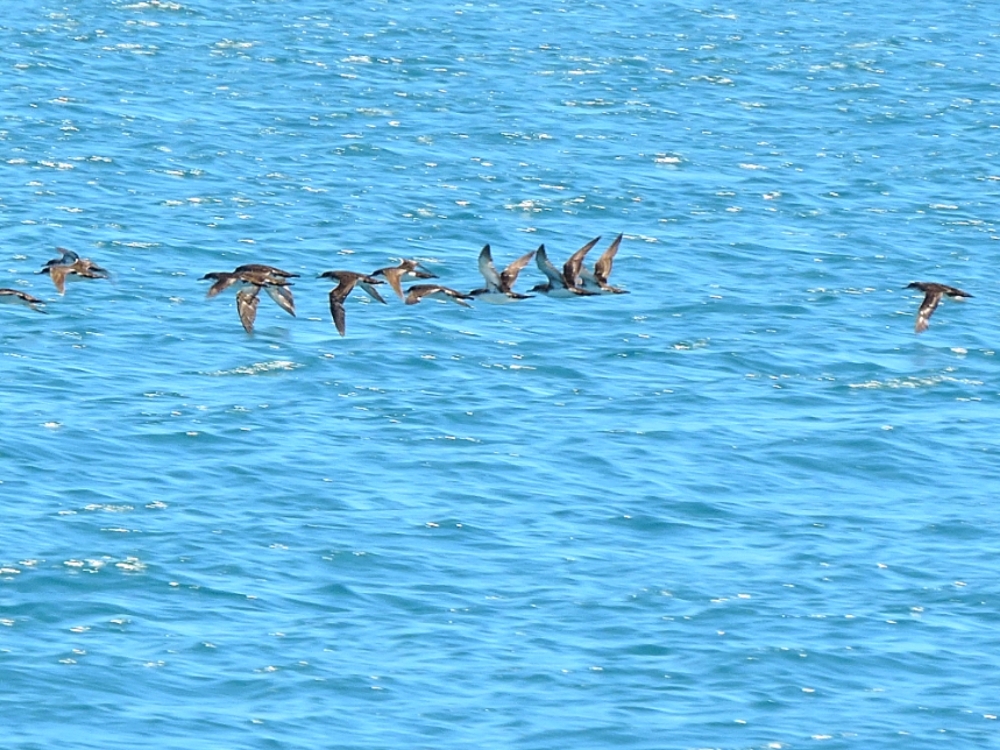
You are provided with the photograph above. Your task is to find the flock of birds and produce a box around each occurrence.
[198,233,632,334]
[0,236,973,336]
[0,234,629,335]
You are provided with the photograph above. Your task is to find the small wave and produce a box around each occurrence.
[202,360,301,377]
[849,374,984,389]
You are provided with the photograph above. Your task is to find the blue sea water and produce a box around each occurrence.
[2,0,1000,747]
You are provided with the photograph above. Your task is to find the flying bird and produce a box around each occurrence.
[529,238,602,298]
[577,233,629,294]
[468,244,536,304]
[38,248,109,294]
[201,265,296,332]
[905,281,972,333]
[405,284,473,307]
[0,289,46,312]
[318,270,387,336]
[371,259,437,301]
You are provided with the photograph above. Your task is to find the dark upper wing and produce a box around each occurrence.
[328,274,358,303]
[942,284,972,299]
[593,233,623,284]
[329,293,347,336]
[500,249,537,292]
[562,236,601,287]
[207,273,239,298]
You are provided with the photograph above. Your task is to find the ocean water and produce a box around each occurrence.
[2,0,1000,747]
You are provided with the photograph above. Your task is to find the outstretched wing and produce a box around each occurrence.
[380,268,406,301]
[478,245,503,291]
[48,266,69,295]
[207,273,239,298]
[534,245,564,286]
[329,293,347,336]
[915,291,941,333]
[236,288,260,333]
[593,233,623,284]
[562,236,601,287]
[500,249,537,292]
[264,284,296,317]
[359,279,388,304]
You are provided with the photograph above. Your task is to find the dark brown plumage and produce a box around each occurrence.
[905,282,972,333]
[319,270,387,336]
[201,265,296,333]
[404,284,473,307]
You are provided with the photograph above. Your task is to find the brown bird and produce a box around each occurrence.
[318,270,387,336]
[469,245,536,304]
[905,282,972,333]
[38,248,109,294]
[529,238,602,298]
[202,269,296,314]
[371,259,437,301]
[0,289,46,313]
[405,284,473,307]
[578,233,628,294]
[202,266,296,333]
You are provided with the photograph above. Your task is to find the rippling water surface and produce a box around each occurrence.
[3,1,1000,748]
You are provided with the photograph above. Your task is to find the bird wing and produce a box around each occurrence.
[46,248,80,267]
[206,273,238,298]
[478,245,503,290]
[359,279,388,304]
[500,249,537,292]
[593,233,623,284]
[329,293,347,336]
[327,274,358,304]
[943,284,972,299]
[534,245,564,286]
[381,268,405,300]
[236,288,260,333]
[562,236,601,287]
[81,259,110,278]
[48,266,69,295]
[443,286,473,307]
[915,291,942,333]
[264,284,296,317]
